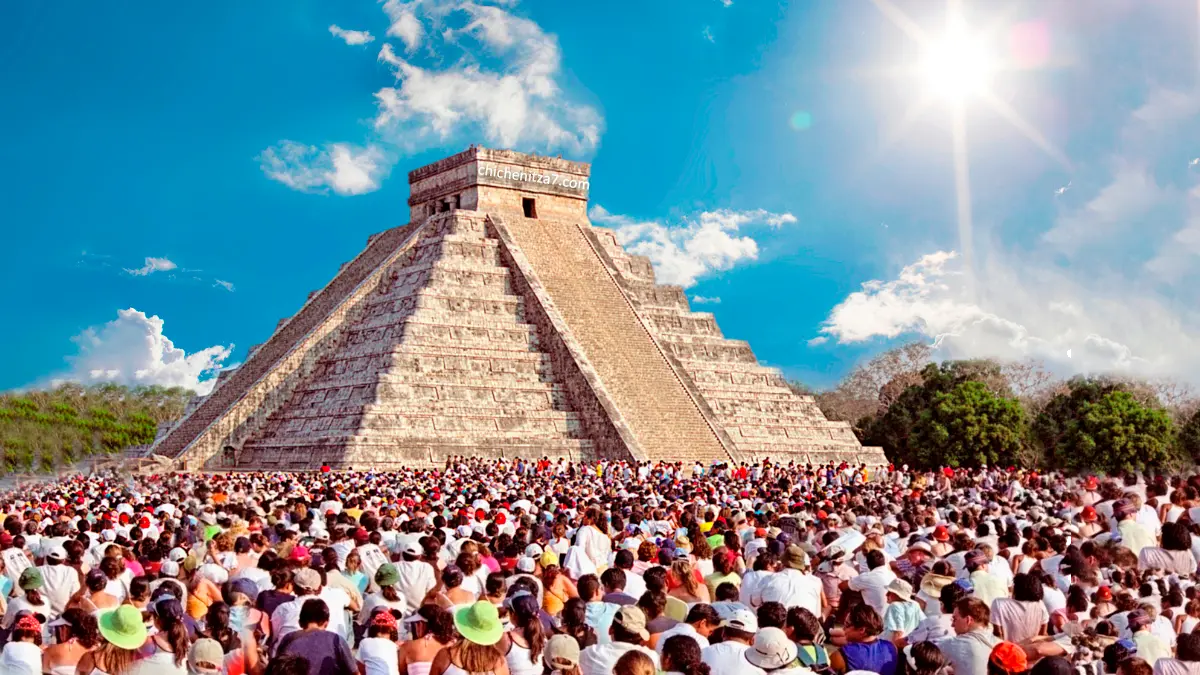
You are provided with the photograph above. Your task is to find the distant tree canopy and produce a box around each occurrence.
[0,383,195,474]
[813,343,1192,473]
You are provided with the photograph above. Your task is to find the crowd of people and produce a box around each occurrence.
[0,456,1197,675]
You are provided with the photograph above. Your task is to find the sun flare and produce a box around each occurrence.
[920,19,995,100]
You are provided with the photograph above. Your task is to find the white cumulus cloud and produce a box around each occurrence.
[691,295,721,304]
[372,2,601,155]
[815,247,1200,383]
[124,257,177,277]
[258,141,389,196]
[590,205,796,288]
[50,308,233,395]
[329,25,375,46]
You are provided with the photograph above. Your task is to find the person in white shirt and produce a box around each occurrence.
[654,604,719,655]
[37,547,80,616]
[579,606,660,675]
[757,546,826,617]
[846,549,898,617]
[393,542,438,614]
[701,609,761,674]
[271,567,356,646]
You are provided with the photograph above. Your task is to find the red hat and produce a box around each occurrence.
[817,510,828,520]
[1097,586,1113,601]
[13,614,40,633]
[475,509,486,522]
[371,610,398,629]
[989,641,1028,673]
[933,525,951,542]
[353,528,369,544]
[290,546,310,562]
[1085,476,1098,490]
[1081,506,1098,523]
[139,516,151,530]
[495,513,506,525]
[0,533,13,547]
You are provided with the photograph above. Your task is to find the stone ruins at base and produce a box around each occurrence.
[150,147,886,470]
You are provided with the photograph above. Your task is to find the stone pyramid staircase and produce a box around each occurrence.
[493,215,736,466]
[587,227,885,466]
[201,211,591,469]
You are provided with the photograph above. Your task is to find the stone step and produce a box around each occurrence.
[695,381,795,395]
[351,307,531,334]
[707,397,827,417]
[301,365,553,389]
[405,237,504,269]
[677,359,787,376]
[281,379,566,411]
[345,320,539,353]
[720,412,837,426]
[240,437,593,468]
[725,423,861,444]
[664,338,756,364]
[367,285,517,315]
[640,310,721,338]
[261,410,581,440]
[613,279,689,310]
[690,369,790,389]
[359,292,524,327]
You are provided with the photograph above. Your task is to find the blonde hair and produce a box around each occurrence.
[672,560,699,596]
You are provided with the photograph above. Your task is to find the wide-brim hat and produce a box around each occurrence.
[99,605,149,650]
[746,627,798,669]
[455,601,504,646]
[920,573,956,598]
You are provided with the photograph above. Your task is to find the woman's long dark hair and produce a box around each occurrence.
[561,597,595,646]
[510,594,545,662]
[661,634,711,675]
[155,600,191,667]
[204,602,239,653]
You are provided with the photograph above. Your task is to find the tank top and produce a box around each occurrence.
[841,639,898,675]
[506,641,543,675]
[406,663,433,675]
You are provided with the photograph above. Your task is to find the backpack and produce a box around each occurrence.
[798,644,834,675]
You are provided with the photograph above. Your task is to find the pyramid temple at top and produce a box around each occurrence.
[151,147,886,470]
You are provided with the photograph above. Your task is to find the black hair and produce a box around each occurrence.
[661,634,711,675]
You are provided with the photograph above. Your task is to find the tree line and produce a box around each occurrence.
[0,383,195,474]
[796,343,1200,475]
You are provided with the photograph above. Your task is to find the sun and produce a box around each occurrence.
[920,18,995,101]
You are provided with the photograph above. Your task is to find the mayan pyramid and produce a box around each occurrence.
[151,147,886,470]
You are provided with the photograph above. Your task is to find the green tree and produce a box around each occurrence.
[1051,390,1175,473]
[1180,408,1200,463]
[911,381,1026,468]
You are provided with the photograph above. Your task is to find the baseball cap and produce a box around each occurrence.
[293,567,321,591]
[188,638,224,674]
[404,540,423,556]
[613,606,649,640]
[719,608,758,633]
[545,634,581,670]
[516,556,536,573]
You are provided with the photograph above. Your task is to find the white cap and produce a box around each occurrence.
[404,541,423,556]
[160,560,181,576]
[720,608,759,633]
[517,556,537,573]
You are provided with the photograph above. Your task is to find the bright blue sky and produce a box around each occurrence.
[4,0,1200,395]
